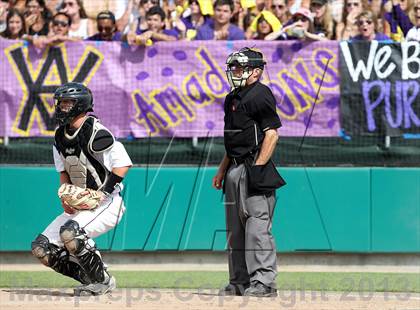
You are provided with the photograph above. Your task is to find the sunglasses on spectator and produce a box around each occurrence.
[347,2,360,7]
[53,20,69,27]
[357,19,373,26]
[271,4,285,9]
[98,26,113,32]
[294,15,309,22]
[141,0,158,4]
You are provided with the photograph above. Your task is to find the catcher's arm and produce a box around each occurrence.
[59,171,76,214]
[102,166,130,194]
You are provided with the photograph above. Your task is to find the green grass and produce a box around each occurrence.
[1,271,419,292]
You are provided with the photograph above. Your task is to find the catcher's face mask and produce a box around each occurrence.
[54,82,93,126]
[54,98,79,126]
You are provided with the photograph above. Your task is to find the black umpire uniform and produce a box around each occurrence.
[220,48,285,297]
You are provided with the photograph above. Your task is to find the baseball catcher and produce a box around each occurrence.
[31,82,132,296]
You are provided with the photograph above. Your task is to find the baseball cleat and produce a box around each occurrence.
[244,281,277,297]
[74,275,116,296]
[218,283,249,296]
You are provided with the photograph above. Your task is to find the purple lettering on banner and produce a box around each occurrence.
[280,61,316,111]
[314,49,339,89]
[402,81,420,129]
[268,82,296,117]
[198,48,230,96]
[362,80,387,131]
[185,74,212,105]
[133,93,168,134]
[386,82,403,128]
[153,86,194,124]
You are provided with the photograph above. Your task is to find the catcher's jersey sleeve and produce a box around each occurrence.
[53,145,65,172]
[103,141,132,171]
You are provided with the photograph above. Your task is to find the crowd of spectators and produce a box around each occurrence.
[0,0,418,44]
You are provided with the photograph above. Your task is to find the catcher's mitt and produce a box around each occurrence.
[58,183,103,211]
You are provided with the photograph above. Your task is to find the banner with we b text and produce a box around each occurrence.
[339,41,420,137]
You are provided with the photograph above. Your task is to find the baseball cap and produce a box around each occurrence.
[293,7,314,22]
[97,10,116,23]
[311,0,327,5]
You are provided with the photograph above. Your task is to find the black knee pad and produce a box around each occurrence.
[31,234,57,266]
[59,220,85,254]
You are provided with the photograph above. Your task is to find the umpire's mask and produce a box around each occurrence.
[225,47,266,89]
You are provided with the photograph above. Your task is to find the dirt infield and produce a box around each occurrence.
[1,288,419,310]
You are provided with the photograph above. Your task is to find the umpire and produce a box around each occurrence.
[212,47,285,297]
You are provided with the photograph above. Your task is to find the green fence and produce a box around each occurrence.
[0,167,418,252]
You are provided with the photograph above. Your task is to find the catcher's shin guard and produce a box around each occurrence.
[31,234,91,284]
[60,220,108,283]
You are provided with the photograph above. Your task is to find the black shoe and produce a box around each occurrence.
[218,283,249,296]
[244,281,277,297]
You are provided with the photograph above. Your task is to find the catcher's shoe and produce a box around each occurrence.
[74,275,116,296]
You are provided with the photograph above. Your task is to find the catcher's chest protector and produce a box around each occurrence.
[54,116,114,190]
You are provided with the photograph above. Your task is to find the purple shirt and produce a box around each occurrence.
[135,28,178,41]
[384,5,413,36]
[181,16,210,30]
[86,31,123,41]
[194,19,245,40]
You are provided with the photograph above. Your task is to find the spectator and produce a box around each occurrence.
[336,0,367,40]
[270,0,292,24]
[350,10,392,40]
[247,10,282,38]
[129,0,159,34]
[115,0,140,33]
[195,0,245,40]
[11,0,26,14]
[178,0,212,40]
[243,1,267,35]
[253,11,282,39]
[166,0,190,30]
[1,8,26,39]
[86,10,122,41]
[84,0,129,31]
[127,5,178,45]
[230,0,243,27]
[329,0,344,23]
[60,0,94,38]
[0,0,9,33]
[265,7,327,40]
[26,12,79,48]
[405,1,419,40]
[383,0,415,41]
[45,0,61,16]
[24,0,50,36]
[310,0,336,39]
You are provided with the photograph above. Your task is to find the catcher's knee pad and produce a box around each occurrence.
[31,234,58,266]
[59,220,85,254]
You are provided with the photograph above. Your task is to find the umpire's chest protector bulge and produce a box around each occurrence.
[224,82,281,158]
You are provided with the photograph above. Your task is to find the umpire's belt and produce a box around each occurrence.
[230,154,254,165]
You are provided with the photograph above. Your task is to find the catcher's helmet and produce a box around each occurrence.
[54,82,93,126]
[226,47,266,89]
